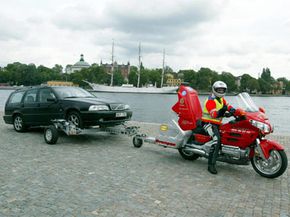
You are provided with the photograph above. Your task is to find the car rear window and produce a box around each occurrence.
[8,91,25,104]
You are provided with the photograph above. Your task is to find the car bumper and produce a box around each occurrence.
[3,115,13,124]
[80,110,133,127]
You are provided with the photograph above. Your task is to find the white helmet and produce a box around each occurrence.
[212,81,227,98]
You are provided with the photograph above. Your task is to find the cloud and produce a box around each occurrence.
[52,4,108,31]
[52,0,225,46]
[1,0,290,79]
[0,15,27,41]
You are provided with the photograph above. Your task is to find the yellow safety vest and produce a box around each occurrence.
[202,97,224,125]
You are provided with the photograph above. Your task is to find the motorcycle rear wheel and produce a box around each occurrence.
[251,150,288,178]
[178,147,200,161]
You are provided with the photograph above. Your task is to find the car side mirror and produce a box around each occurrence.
[47,98,57,103]
[259,107,265,113]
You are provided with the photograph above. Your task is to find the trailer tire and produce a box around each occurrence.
[178,147,200,160]
[133,136,143,148]
[44,125,59,145]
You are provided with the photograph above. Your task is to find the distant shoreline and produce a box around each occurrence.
[1,86,289,97]
[0,86,19,90]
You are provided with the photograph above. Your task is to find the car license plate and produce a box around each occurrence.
[116,112,127,117]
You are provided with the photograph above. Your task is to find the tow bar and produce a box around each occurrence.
[43,119,140,145]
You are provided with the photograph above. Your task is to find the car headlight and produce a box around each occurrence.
[250,120,270,133]
[124,104,130,110]
[89,105,109,111]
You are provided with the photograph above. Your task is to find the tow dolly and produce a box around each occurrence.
[43,119,140,144]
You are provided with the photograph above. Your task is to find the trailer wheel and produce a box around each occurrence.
[44,125,59,145]
[133,136,143,148]
[178,147,200,160]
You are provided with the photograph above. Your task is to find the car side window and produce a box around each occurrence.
[8,91,25,104]
[23,89,37,103]
[39,88,56,103]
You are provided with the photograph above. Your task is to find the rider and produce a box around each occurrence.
[201,81,237,174]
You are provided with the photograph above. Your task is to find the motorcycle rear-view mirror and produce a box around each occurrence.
[259,107,266,113]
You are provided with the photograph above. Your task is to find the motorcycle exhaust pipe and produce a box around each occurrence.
[184,148,207,157]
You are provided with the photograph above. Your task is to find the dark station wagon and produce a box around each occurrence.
[3,86,133,132]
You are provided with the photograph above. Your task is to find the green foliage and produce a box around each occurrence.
[178,69,197,87]
[219,72,238,92]
[195,68,219,91]
[240,74,259,93]
[258,68,275,93]
[128,66,138,86]
[0,62,289,94]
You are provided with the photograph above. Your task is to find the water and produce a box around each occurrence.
[1,89,289,135]
[0,90,14,109]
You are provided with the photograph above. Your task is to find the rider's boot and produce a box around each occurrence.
[208,146,218,174]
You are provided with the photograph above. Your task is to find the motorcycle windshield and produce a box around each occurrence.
[236,92,259,112]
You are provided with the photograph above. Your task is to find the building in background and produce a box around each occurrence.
[166,74,182,87]
[66,54,90,74]
[46,81,78,86]
[100,61,130,82]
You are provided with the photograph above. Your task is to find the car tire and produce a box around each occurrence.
[13,114,26,132]
[66,111,83,129]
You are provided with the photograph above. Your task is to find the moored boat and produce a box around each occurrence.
[84,81,178,94]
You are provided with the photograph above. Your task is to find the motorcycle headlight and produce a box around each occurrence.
[89,105,109,111]
[250,120,270,133]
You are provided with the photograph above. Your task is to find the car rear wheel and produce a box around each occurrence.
[66,111,83,129]
[13,115,26,132]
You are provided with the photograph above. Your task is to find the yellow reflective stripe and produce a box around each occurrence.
[202,97,224,124]
[202,113,222,121]
[201,116,222,124]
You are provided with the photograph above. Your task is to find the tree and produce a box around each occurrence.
[52,64,63,74]
[128,66,138,86]
[179,69,197,88]
[196,68,219,91]
[219,72,238,92]
[240,74,259,93]
[259,68,275,93]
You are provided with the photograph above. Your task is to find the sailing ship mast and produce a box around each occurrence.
[161,49,165,88]
[137,42,141,88]
[110,40,115,86]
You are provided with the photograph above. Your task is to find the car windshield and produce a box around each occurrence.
[235,92,259,112]
[53,87,94,99]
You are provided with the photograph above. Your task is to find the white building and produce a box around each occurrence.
[66,54,90,74]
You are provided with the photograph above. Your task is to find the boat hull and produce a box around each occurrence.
[89,84,178,94]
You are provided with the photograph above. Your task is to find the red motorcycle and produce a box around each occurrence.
[133,84,288,178]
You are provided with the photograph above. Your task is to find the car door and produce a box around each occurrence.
[22,88,39,125]
[37,87,63,124]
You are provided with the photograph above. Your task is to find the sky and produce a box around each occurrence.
[1,0,290,79]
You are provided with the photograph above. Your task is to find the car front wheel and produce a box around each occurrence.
[13,115,26,132]
[66,111,83,128]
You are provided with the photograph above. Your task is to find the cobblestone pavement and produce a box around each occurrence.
[0,117,289,217]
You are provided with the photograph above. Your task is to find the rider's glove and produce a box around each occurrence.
[217,105,228,117]
[229,108,236,116]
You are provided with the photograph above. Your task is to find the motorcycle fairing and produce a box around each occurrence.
[259,139,284,159]
[220,117,258,149]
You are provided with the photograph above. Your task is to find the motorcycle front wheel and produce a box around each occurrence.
[251,150,288,178]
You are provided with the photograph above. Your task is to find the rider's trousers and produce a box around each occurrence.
[203,123,221,165]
